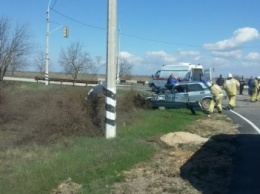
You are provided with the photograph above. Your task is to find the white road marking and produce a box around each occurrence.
[230,110,260,134]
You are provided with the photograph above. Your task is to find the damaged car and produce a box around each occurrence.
[147,81,227,110]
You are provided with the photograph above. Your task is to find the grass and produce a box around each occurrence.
[1,137,155,193]
[118,109,203,138]
[0,82,204,194]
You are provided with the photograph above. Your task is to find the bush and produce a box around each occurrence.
[0,84,150,149]
[0,85,103,148]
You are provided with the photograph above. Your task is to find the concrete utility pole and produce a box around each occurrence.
[105,0,117,138]
[45,0,51,86]
[116,28,121,84]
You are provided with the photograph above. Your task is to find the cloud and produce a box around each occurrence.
[203,27,259,51]
[144,51,178,66]
[194,55,203,61]
[213,57,229,65]
[179,50,200,56]
[145,51,178,64]
[120,50,203,69]
[245,52,260,61]
[119,51,142,64]
[211,50,242,59]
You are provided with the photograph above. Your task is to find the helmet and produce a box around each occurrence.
[206,81,212,87]
[227,73,233,78]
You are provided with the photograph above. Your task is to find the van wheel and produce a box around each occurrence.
[201,98,211,110]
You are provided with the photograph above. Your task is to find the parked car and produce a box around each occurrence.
[148,81,227,110]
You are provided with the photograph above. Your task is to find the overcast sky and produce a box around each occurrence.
[1,0,260,78]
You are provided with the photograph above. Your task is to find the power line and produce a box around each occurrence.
[50,8,260,49]
[51,8,106,30]
[50,0,57,9]
[120,32,203,47]
[50,8,203,47]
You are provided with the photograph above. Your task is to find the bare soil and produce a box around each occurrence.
[111,114,239,194]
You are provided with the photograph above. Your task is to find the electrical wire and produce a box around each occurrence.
[120,32,203,47]
[50,0,57,9]
[50,7,203,47]
[51,8,106,30]
[50,8,260,49]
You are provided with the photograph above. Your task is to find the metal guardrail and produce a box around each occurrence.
[3,76,149,86]
[35,77,148,86]
[35,77,98,86]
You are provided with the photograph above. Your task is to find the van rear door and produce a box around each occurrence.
[204,68,212,83]
[192,68,204,81]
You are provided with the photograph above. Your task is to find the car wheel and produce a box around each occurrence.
[201,98,211,110]
[151,84,157,92]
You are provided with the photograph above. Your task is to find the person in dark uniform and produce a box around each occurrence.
[165,74,178,90]
[200,74,207,85]
[216,74,224,87]
[239,76,246,95]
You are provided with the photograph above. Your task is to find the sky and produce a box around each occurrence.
[1,0,260,78]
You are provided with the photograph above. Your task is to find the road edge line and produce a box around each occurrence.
[230,110,260,134]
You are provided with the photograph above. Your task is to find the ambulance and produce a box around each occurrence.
[148,62,211,91]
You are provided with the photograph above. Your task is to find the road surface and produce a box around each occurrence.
[223,94,260,194]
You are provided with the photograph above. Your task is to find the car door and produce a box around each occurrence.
[173,84,189,102]
[186,83,205,102]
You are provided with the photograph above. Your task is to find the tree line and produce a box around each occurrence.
[0,16,133,82]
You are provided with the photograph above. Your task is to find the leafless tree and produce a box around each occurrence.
[89,56,105,80]
[118,58,133,79]
[8,55,28,76]
[59,41,95,80]
[34,52,46,75]
[0,16,32,81]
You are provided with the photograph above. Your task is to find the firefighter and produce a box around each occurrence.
[206,81,224,117]
[257,76,260,101]
[250,76,259,102]
[223,73,240,109]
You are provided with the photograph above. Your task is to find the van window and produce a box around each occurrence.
[154,71,161,77]
[184,72,191,81]
[160,70,190,79]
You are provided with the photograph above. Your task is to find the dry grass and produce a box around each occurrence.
[0,83,151,150]
[0,86,101,149]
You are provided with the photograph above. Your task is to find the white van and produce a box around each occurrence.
[148,63,209,91]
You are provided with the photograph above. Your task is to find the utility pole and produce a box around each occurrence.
[105,0,117,138]
[45,1,68,86]
[45,0,51,86]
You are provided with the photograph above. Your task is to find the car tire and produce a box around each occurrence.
[151,84,157,92]
[201,98,211,110]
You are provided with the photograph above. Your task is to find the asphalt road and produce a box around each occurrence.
[224,94,260,134]
[223,93,260,194]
